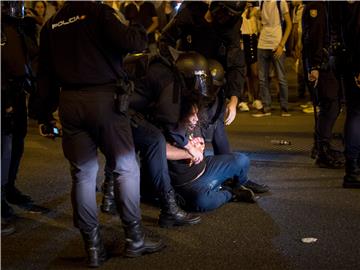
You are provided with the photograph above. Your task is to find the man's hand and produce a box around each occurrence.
[190,136,205,152]
[39,121,61,138]
[308,70,319,88]
[273,45,284,60]
[224,96,238,125]
[185,142,204,165]
[5,106,13,113]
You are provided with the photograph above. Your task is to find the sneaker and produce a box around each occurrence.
[1,221,16,236]
[300,102,312,109]
[238,102,250,112]
[243,180,270,194]
[281,109,291,117]
[303,106,319,114]
[252,100,263,110]
[231,186,257,203]
[252,109,271,118]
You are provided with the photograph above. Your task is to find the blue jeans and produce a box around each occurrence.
[258,49,289,111]
[176,153,250,212]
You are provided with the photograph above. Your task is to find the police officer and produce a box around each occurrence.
[302,1,345,169]
[159,1,247,126]
[340,2,360,188]
[100,54,202,228]
[199,59,269,194]
[1,1,38,224]
[102,53,207,216]
[36,2,164,267]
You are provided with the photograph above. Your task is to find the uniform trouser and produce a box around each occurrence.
[258,49,289,111]
[1,132,12,187]
[176,153,250,212]
[7,92,28,187]
[211,119,231,155]
[59,90,141,232]
[344,74,360,160]
[131,118,173,197]
[316,70,341,144]
[297,57,307,98]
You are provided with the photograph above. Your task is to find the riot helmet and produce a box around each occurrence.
[123,53,150,80]
[175,51,212,99]
[208,59,225,97]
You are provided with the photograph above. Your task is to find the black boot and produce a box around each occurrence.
[343,158,360,188]
[100,176,117,215]
[1,188,15,220]
[123,220,165,258]
[5,184,33,206]
[316,142,345,169]
[158,189,201,228]
[80,226,107,268]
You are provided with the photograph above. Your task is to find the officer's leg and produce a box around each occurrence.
[131,119,201,228]
[212,119,231,155]
[1,132,15,220]
[62,125,105,267]
[316,71,344,168]
[343,75,360,188]
[99,100,164,257]
[60,91,106,267]
[6,92,33,205]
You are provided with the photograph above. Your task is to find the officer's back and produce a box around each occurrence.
[40,1,147,87]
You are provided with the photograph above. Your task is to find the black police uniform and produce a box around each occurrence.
[340,2,360,188]
[36,2,163,266]
[159,1,246,109]
[1,12,38,216]
[198,90,230,154]
[302,1,344,168]
[101,53,201,228]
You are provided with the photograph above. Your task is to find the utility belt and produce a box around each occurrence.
[62,79,135,116]
[61,82,117,92]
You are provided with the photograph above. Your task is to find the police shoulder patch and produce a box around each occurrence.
[310,9,317,18]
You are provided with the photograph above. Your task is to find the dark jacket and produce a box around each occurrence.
[130,56,188,147]
[302,1,345,73]
[1,14,38,111]
[37,1,147,122]
[340,2,360,76]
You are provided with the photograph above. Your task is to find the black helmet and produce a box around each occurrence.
[1,1,25,18]
[175,51,212,98]
[123,53,150,80]
[208,59,225,87]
